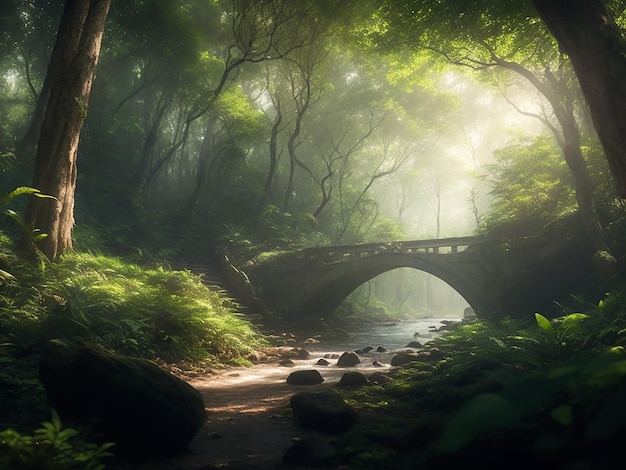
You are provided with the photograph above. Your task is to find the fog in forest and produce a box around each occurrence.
[353,75,546,319]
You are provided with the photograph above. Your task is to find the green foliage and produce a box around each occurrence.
[0,234,268,452]
[0,410,114,470]
[251,206,331,250]
[213,86,268,143]
[0,237,265,364]
[481,135,577,239]
[332,291,626,467]
[430,296,625,455]
[35,252,265,362]
[533,311,591,360]
[1,186,56,242]
[437,349,626,455]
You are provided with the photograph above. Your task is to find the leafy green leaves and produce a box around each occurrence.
[1,186,56,242]
[437,350,626,455]
[535,312,554,336]
[0,410,115,470]
[481,135,576,238]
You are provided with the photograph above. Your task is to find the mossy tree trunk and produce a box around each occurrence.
[21,0,110,261]
[531,0,626,199]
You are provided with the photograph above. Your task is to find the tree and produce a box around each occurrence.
[530,0,626,199]
[4,0,65,163]
[372,0,615,267]
[20,0,111,261]
[482,135,576,238]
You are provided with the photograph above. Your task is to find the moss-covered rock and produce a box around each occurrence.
[38,340,206,457]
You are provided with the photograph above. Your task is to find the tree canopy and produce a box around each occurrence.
[0,0,624,270]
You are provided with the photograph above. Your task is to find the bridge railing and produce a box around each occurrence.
[302,235,479,259]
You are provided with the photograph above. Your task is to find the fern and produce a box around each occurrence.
[0,410,114,470]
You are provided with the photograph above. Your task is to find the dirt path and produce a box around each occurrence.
[114,349,347,469]
[180,371,330,469]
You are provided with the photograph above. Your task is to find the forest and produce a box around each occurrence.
[1,0,626,468]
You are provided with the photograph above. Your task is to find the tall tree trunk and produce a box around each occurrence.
[185,118,226,217]
[256,98,282,220]
[558,111,608,255]
[531,0,626,198]
[20,0,110,261]
[497,58,614,265]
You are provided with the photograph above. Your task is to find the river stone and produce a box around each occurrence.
[287,369,324,385]
[290,391,356,433]
[369,372,393,385]
[38,340,206,456]
[316,358,331,366]
[297,348,311,359]
[420,347,447,362]
[337,371,369,388]
[390,351,420,366]
[391,348,447,366]
[337,351,360,367]
[406,341,422,348]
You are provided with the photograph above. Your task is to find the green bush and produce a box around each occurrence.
[0,236,266,364]
[0,410,114,470]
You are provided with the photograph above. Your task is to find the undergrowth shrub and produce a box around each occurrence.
[0,410,114,470]
[38,252,266,362]
[334,295,626,468]
[0,236,266,364]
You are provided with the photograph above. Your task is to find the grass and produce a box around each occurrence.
[1,245,266,362]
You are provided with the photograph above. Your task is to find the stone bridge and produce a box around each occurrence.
[224,228,597,321]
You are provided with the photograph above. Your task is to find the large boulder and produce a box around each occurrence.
[337,351,360,367]
[287,369,324,385]
[390,351,420,366]
[369,372,393,385]
[290,391,356,434]
[38,340,206,456]
[337,371,369,388]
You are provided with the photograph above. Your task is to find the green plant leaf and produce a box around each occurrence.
[550,405,573,425]
[1,186,40,205]
[33,192,57,200]
[535,312,554,336]
[0,268,15,281]
[31,232,48,242]
[559,312,589,326]
[5,209,31,233]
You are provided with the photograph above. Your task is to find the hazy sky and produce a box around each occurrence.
[375,72,547,239]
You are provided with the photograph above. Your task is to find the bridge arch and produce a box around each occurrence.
[298,252,488,318]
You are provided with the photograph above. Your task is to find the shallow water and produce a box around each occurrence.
[305,316,460,352]
[281,316,461,383]
[206,316,462,388]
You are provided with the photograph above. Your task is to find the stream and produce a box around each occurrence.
[212,316,463,387]
[290,316,462,380]
[157,316,464,469]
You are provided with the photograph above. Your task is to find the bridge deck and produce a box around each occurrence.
[304,235,479,257]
